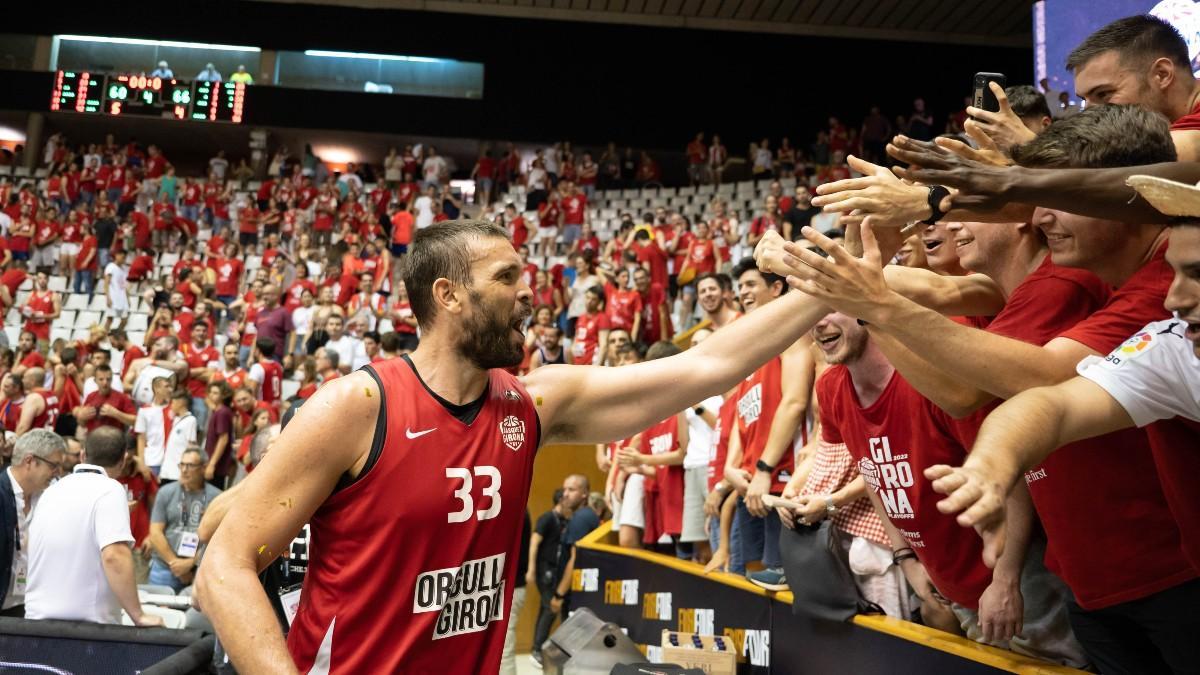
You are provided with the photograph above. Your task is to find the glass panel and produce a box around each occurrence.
[53,36,260,84]
[0,33,38,71]
[276,50,483,99]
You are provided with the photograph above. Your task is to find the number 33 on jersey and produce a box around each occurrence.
[287,358,540,674]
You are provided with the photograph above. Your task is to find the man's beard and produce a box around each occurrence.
[457,293,528,370]
[825,328,869,366]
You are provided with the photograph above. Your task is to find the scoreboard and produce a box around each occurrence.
[50,70,245,124]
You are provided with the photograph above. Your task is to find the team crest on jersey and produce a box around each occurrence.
[500,415,525,451]
[1103,330,1156,368]
[503,389,521,402]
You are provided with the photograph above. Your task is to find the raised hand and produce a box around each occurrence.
[811,155,931,227]
[964,82,1037,154]
[783,222,895,325]
[888,135,1015,212]
[924,463,1010,568]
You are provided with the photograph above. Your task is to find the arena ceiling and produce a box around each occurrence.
[258,0,1033,47]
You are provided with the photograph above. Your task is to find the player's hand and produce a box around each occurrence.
[811,155,932,228]
[965,82,1036,155]
[977,577,1023,645]
[924,463,1011,568]
[745,471,772,517]
[784,221,896,325]
[888,135,1015,212]
[752,230,790,277]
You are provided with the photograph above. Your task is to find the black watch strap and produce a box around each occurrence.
[755,459,775,473]
[920,185,951,225]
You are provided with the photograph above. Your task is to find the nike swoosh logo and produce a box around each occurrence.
[406,427,436,439]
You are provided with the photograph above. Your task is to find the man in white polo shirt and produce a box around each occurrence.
[25,427,162,626]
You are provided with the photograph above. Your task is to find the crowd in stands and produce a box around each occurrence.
[2,12,1200,675]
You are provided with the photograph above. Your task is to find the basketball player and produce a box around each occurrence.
[197,220,832,674]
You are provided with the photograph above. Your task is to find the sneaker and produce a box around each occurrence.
[747,567,788,592]
[529,652,544,670]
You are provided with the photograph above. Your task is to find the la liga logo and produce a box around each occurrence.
[1118,332,1154,354]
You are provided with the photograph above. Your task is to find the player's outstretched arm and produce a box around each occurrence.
[525,288,829,446]
[196,372,379,675]
[925,377,1133,544]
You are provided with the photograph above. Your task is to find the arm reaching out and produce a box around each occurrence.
[924,377,1134,551]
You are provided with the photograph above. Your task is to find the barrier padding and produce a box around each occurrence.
[572,523,1085,675]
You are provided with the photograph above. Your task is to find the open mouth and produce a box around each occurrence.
[954,236,975,249]
[1044,232,1071,245]
[815,332,841,351]
[922,238,943,252]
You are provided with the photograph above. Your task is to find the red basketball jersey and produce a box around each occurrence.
[287,358,539,674]
[256,359,284,406]
[641,415,685,542]
[733,357,793,492]
[30,389,60,430]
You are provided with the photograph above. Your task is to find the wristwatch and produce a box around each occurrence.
[755,459,775,473]
[824,494,838,516]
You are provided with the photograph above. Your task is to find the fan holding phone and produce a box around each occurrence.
[966,72,1039,154]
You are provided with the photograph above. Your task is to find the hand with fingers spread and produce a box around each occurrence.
[965,82,1037,153]
[783,222,899,325]
[811,155,936,227]
[888,135,1017,212]
[953,121,1013,168]
[923,462,1012,567]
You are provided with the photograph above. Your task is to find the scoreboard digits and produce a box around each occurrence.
[50,70,244,124]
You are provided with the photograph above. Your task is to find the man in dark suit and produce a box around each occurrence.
[1,429,66,617]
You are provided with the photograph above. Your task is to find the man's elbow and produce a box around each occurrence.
[941,388,995,420]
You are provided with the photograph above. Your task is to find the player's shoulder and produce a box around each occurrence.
[1090,319,1192,372]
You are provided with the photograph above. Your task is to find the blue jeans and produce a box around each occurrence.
[73,269,94,295]
[709,514,745,575]
[191,397,209,440]
[735,497,782,570]
[97,248,111,271]
[148,558,187,593]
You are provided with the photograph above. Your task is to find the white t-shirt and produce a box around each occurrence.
[528,167,548,191]
[292,305,315,338]
[326,336,368,373]
[1077,319,1200,426]
[26,465,133,625]
[131,364,175,407]
[423,156,446,184]
[159,414,197,481]
[684,396,724,469]
[134,404,170,467]
[209,156,229,179]
[104,263,128,306]
[414,196,435,229]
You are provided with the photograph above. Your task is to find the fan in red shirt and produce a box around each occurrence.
[181,321,219,399]
[127,249,156,282]
[211,343,250,392]
[572,223,601,257]
[285,266,318,312]
[631,228,669,295]
[75,363,137,433]
[747,196,783,248]
[390,203,415,256]
[571,286,610,365]
[247,338,285,411]
[502,204,528,249]
[21,273,60,342]
[632,266,672,344]
[238,202,261,248]
[209,243,245,303]
[604,268,643,337]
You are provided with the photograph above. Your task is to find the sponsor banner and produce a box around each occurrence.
[576,545,1015,675]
